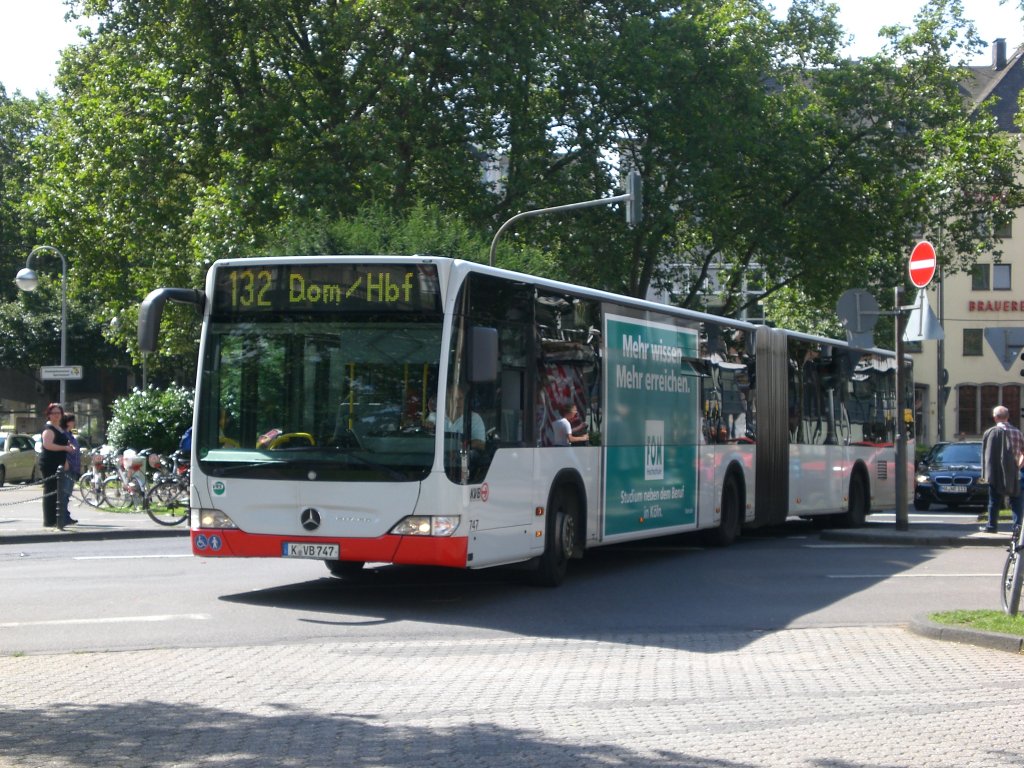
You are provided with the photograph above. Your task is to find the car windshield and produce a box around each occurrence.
[931,443,980,464]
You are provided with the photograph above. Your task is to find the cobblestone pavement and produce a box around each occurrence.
[2,626,1022,767]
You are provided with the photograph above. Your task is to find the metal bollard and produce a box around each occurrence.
[55,467,65,531]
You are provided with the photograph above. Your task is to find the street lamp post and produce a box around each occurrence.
[15,245,69,405]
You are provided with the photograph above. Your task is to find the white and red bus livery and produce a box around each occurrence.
[139,257,913,585]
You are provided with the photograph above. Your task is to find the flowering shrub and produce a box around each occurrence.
[106,385,194,454]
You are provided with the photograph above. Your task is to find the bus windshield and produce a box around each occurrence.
[196,316,443,482]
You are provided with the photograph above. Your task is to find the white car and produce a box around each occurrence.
[0,432,40,486]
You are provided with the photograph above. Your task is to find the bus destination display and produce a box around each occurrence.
[213,263,441,314]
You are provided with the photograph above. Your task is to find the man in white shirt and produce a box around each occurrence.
[552,403,587,446]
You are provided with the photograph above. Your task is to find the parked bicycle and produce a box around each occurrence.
[75,451,112,507]
[101,449,148,511]
[1001,523,1024,616]
[144,450,190,526]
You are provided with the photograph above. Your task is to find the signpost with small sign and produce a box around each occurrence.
[40,365,83,381]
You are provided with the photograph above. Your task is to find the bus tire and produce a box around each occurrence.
[843,472,869,528]
[707,474,741,547]
[326,560,365,579]
[530,488,578,587]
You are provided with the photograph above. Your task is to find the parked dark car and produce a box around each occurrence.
[914,441,987,511]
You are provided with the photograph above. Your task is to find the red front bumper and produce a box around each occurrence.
[191,529,469,568]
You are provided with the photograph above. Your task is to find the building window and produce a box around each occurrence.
[963,329,983,356]
[972,264,990,290]
[957,384,1022,435]
[996,220,1012,239]
[994,263,1012,291]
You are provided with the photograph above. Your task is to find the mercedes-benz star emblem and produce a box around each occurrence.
[300,508,321,531]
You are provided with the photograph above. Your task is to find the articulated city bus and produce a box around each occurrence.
[139,257,913,585]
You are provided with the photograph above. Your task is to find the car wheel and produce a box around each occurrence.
[913,498,931,511]
[0,465,5,487]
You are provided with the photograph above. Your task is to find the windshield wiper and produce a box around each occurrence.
[208,460,288,476]
[334,450,408,481]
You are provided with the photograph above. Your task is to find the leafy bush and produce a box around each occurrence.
[106,385,194,454]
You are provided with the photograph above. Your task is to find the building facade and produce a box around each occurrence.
[912,39,1024,446]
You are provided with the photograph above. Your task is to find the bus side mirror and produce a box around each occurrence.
[469,326,499,383]
[138,287,205,353]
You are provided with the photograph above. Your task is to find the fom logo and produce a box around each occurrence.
[645,420,664,480]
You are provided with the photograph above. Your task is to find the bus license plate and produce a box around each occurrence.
[282,542,340,559]
[946,485,968,493]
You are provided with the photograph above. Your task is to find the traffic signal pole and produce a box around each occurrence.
[488,171,641,267]
[894,285,909,531]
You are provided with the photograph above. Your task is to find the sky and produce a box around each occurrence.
[0,0,1022,96]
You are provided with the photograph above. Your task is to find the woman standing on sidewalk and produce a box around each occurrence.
[37,403,72,528]
[59,413,80,527]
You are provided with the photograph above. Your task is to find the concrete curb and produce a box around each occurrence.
[1,528,188,545]
[820,527,1009,547]
[908,614,1024,654]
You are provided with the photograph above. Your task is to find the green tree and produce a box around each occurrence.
[11,0,1022,355]
[605,0,1023,317]
[0,89,44,301]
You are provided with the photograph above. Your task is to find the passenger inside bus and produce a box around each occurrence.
[551,403,589,446]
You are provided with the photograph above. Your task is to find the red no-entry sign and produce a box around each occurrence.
[908,241,936,288]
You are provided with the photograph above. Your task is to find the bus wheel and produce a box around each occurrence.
[326,560,365,579]
[843,473,869,528]
[707,475,741,547]
[530,489,577,587]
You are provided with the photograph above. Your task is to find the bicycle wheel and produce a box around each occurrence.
[103,475,143,511]
[145,478,190,526]
[76,472,105,507]
[1002,544,1024,616]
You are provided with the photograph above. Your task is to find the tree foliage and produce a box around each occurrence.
[0,0,1019,386]
[0,89,45,301]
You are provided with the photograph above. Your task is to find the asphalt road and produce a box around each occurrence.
[0,524,1010,655]
[2,523,1022,767]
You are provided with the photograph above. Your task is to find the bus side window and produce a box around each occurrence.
[467,274,532,449]
[500,369,524,443]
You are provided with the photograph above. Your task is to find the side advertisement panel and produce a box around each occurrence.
[603,313,700,537]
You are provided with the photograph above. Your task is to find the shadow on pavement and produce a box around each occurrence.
[0,700,755,768]
[219,520,948,653]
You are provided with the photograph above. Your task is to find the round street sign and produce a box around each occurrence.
[908,240,936,288]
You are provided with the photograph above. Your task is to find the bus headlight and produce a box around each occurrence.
[197,509,237,529]
[390,515,460,537]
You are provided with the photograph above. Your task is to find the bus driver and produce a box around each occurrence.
[427,386,486,451]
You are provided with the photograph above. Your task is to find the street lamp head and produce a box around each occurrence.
[15,246,69,404]
[15,267,39,292]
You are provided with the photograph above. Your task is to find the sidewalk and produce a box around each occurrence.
[818,514,1014,547]
[0,482,187,544]
[2,479,1010,547]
